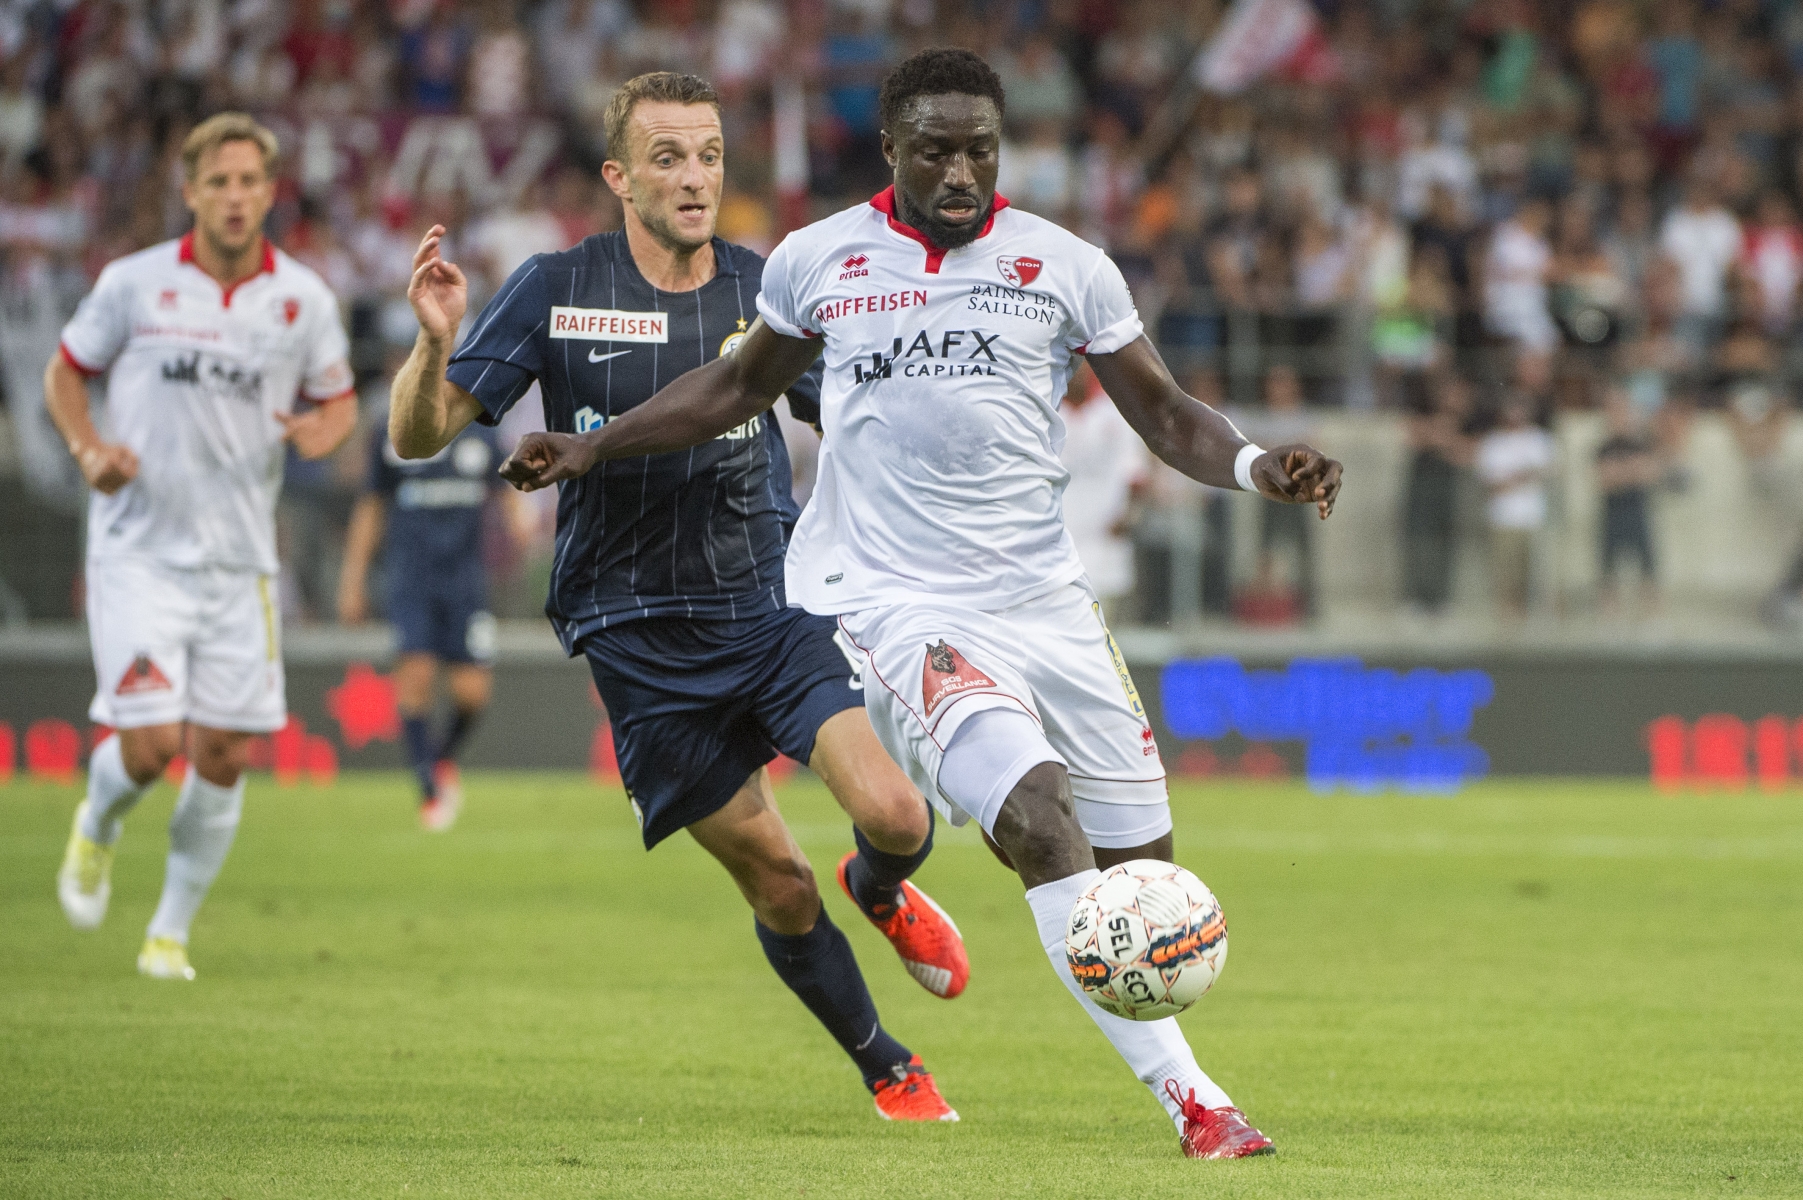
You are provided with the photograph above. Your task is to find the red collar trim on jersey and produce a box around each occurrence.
[178,231,277,307]
[869,187,1010,274]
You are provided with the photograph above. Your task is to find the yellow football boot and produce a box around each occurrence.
[57,802,114,930]
[137,937,196,981]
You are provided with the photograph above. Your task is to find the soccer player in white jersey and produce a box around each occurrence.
[48,113,357,980]
[500,50,1343,1157]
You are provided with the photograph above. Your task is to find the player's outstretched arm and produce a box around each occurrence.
[499,318,821,492]
[1089,336,1343,518]
[391,224,485,459]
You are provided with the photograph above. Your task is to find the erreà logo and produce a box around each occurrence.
[839,252,870,280]
[548,307,669,343]
[997,256,1042,287]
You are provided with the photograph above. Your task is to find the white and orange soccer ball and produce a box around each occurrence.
[1065,860,1228,1021]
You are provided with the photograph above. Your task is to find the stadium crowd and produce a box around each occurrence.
[3,0,1802,627]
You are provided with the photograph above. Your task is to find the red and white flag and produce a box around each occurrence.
[1193,0,1334,95]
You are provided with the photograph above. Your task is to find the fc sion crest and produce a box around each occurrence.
[997,256,1043,288]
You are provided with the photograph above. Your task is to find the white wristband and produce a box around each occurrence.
[1233,443,1266,493]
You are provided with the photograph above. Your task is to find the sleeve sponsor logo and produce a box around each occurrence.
[548,307,669,342]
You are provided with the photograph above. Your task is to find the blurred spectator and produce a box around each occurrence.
[0,50,43,171]
[1204,164,1264,313]
[1058,364,1146,624]
[1395,108,1478,222]
[994,32,1080,127]
[1477,396,1555,620]
[1602,188,1659,299]
[1660,174,1742,334]
[999,119,1074,220]
[1594,388,1661,616]
[470,179,567,284]
[1484,197,1557,358]
[1738,190,1803,336]
[535,0,628,109]
[1618,258,1696,428]
[1410,182,1480,350]
[1236,366,1317,622]
[468,0,532,118]
[1401,373,1473,614]
[399,1,472,113]
[1551,198,1627,352]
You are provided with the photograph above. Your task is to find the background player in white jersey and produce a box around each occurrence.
[501,49,1344,1159]
[48,113,357,981]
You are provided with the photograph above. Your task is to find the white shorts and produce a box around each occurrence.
[835,580,1169,844]
[86,557,286,733]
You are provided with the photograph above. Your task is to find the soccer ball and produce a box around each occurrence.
[1065,860,1228,1021]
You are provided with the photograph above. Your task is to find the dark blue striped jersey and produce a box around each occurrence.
[445,232,821,653]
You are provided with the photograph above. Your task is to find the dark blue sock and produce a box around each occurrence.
[846,806,934,921]
[435,706,481,763]
[401,714,435,800]
[755,908,912,1089]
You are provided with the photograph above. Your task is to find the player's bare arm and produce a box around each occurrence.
[275,394,358,460]
[499,318,820,491]
[336,493,386,624]
[391,224,484,459]
[43,352,138,494]
[1089,337,1343,519]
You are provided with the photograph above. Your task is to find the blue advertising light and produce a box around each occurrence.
[1159,658,1495,793]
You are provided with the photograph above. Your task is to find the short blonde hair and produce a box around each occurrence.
[181,113,279,181]
[603,72,721,165]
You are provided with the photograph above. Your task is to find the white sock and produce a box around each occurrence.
[81,736,153,846]
[146,769,244,945]
[1025,869,1233,1130]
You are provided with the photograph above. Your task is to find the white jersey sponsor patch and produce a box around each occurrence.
[547,306,668,342]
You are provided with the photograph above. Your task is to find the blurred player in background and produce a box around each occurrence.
[386,72,966,1120]
[503,50,1343,1158]
[49,114,357,980]
[1058,362,1147,625]
[338,418,532,830]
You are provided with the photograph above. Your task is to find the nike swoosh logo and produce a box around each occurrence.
[588,348,632,364]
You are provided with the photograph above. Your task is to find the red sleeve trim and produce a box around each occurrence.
[59,341,103,377]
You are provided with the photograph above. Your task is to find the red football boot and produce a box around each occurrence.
[836,851,969,999]
[872,1056,958,1122]
[1166,1082,1276,1159]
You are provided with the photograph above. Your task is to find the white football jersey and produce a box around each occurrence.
[757,190,1144,614]
[60,235,353,574]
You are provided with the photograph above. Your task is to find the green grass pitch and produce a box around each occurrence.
[3,772,1800,1198]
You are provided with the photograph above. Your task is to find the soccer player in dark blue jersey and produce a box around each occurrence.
[338,418,520,830]
[383,72,964,1121]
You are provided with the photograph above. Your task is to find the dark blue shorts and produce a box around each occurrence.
[582,607,865,849]
[389,563,495,664]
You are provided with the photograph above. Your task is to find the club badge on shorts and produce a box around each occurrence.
[922,639,995,716]
[116,653,173,695]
